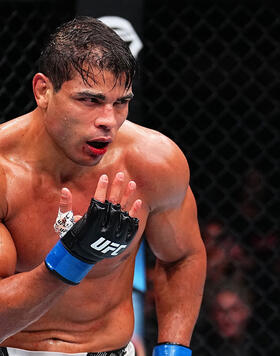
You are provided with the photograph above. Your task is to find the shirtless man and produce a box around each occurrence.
[0,17,206,356]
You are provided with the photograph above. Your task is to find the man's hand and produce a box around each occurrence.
[45,172,142,285]
[60,172,141,220]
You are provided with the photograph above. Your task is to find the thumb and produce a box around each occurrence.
[59,187,72,213]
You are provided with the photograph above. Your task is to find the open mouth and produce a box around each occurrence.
[86,141,109,149]
[86,140,110,156]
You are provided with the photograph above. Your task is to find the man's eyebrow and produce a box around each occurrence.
[75,91,106,100]
[117,93,134,101]
[75,91,134,101]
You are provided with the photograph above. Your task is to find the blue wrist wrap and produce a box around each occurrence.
[153,343,192,356]
[45,240,94,285]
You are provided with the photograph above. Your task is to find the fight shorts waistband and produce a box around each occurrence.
[0,343,135,356]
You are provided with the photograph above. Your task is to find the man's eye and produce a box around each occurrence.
[115,100,128,106]
[78,98,99,104]
[90,98,100,104]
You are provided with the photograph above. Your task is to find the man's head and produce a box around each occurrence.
[38,16,136,92]
[33,17,136,167]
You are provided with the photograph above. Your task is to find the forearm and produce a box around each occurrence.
[154,249,206,346]
[0,262,69,342]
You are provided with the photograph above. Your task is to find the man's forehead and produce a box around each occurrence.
[73,67,131,90]
[62,68,132,96]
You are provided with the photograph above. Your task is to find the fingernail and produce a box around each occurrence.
[117,172,124,180]
[101,174,108,182]
[61,188,68,197]
[129,181,136,189]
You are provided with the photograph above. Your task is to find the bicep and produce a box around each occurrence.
[145,186,205,263]
[0,222,17,279]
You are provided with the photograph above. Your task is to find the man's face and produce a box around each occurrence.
[43,69,133,166]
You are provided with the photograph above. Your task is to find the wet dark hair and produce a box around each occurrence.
[39,16,136,91]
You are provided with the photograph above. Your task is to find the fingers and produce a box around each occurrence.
[109,172,124,204]
[94,174,109,202]
[54,188,74,237]
[59,187,72,213]
[94,172,141,216]
[121,180,136,210]
[129,199,142,218]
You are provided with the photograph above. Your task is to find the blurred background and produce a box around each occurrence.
[0,0,279,355]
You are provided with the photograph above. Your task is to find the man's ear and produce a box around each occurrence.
[33,73,52,109]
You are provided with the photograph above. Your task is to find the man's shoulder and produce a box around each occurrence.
[122,120,180,155]
[0,116,30,211]
[0,162,8,220]
[0,115,30,152]
[122,120,189,172]
[0,118,13,218]
[121,121,190,209]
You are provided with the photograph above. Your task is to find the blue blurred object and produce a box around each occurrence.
[133,241,146,338]
[133,241,146,293]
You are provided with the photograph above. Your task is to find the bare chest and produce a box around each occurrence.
[4,172,148,274]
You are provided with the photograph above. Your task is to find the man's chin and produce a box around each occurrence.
[69,154,104,167]
[81,156,103,166]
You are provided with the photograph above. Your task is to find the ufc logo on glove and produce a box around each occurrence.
[91,237,127,256]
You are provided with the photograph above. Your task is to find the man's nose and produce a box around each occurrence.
[95,105,116,131]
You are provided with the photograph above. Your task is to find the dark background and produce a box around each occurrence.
[0,0,279,355]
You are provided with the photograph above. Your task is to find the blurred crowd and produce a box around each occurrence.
[140,168,279,356]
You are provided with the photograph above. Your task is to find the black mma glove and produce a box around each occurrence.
[45,198,139,285]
